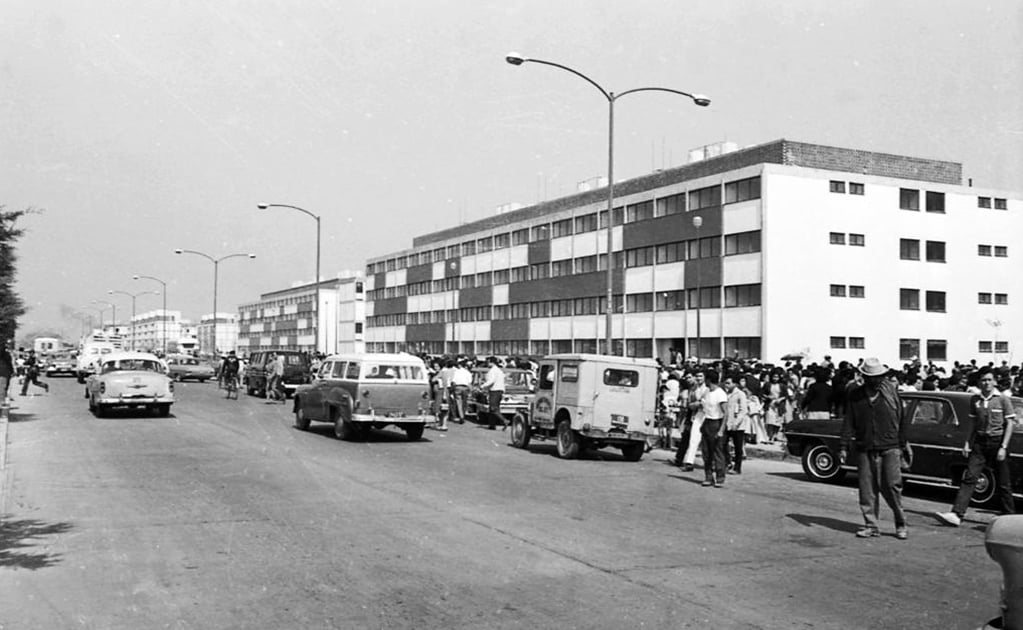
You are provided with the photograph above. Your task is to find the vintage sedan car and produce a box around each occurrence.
[465,367,536,423]
[85,351,174,417]
[244,350,312,398]
[293,352,435,441]
[165,354,215,382]
[785,390,1023,506]
[45,352,77,377]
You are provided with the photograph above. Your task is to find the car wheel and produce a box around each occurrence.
[157,404,170,417]
[968,467,997,508]
[404,424,425,441]
[294,400,310,431]
[93,399,107,418]
[510,412,531,449]
[620,442,644,462]
[801,443,847,483]
[333,408,355,441]
[556,418,580,459]
[199,379,207,383]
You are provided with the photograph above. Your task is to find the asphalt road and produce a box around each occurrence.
[0,377,1005,629]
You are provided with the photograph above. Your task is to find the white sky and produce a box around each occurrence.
[3,0,1022,336]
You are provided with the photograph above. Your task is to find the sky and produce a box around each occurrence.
[3,0,1022,339]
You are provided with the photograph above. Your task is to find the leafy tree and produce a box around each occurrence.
[0,206,33,343]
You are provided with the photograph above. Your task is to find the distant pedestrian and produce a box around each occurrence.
[19,350,49,395]
[839,358,911,540]
[934,369,1016,527]
[698,370,729,487]
[722,375,749,474]
[0,342,14,401]
[265,352,283,402]
[449,360,473,424]
[480,356,505,430]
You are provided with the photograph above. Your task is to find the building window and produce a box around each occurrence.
[849,182,865,195]
[549,299,573,317]
[995,198,1007,210]
[689,185,722,210]
[900,188,920,211]
[723,230,761,255]
[829,232,846,245]
[573,296,599,315]
[978,197,992,209]
[830,284,847,297]
[925,191,945,213]
[979,244,993,256]
[899,338,920,361]
[724,283,761,307]
[995,246,1008,257]
[656,290,685,311]
[849,285,865,298]
[494,233,510,249]
[625,201,654,223]
[625,293,654,312]
[512,229,529,246]
[530,224,550,242]
[477,236,493,253]
[925,291,946,312]
[849,337,865,349]
[900,238,920,260]
[900,288,920,310]
[724,337,761,359]
[688,236,721,259]
[574,213,598,234]
[829,180,846,193]
[598,207,624,229]
[574,255,597,274]
[510,266,528,283]
[493,269,510,285]
[830,336,846,349]
[529,262,550,280]
[927,339,947,362]
[551,259,573,277]
[925,240,946,263]
[655,241,686,264]
[849,233,865,246]
[687,286,721,309]
[724,176,761,203]
[979,341,993,353]
[655,192,686,217]
[978,292,992,304]
[996,341,1009,353]
[551,219,573,238]
[995,293,1009,305]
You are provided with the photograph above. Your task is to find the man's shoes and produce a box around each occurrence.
[855,527,880,538]
[701,480,713,487]
[934,511,962,527]
[712,480,723,488]
[895,526,908,540]
[682,464,694,472]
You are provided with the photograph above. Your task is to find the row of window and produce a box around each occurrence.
[367,337,763,361]
[900,339,947,361]
[978,341,1010,353]
[978,244,1009,257]
[829,285,865,298]
[367,178,763,274]
[899,289,945,312]
[900,188,946,213]
[829,336,866,349]
[829,232,865,246]
[829,180,865,195]
[978,292,1010,305]
[899,239,945,262]
[977,197,1008,210]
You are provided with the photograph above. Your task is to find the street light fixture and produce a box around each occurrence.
[506,53,709,356]
[133,274,169,356]
[108,289,160,351]
[257,203,323,354]
[174,249,256,357]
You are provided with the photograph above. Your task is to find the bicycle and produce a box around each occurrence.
[223,373,239,399]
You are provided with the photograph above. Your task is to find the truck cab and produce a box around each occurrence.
[510,353,658,461]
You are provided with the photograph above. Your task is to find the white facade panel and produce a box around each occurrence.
[461,256,476,276]
[722,254,762,286]
[550,236,573,261]
[492,248,511,270]
[433,261,446,278]
[385,269,406,287]
[492,284,509,305]
[623,313,653,337]
[625,267,654,293]
[720,307,761,337]
[475,254,493,273]
[549,318,573,339]
[574,317,599,339]
[722,200,761,233]
[473,321,491,340]
[572,233,599,257]
[508,245,528,267]
[653,262,686,292]
[653,312,687,340]
[530,318,551,340]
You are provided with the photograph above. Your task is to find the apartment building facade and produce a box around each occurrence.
[364,139,1021,366]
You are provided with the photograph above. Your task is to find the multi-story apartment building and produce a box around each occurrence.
[196,313,240,355]
[236,275,366,356]
[130,309,190,354]
[364,139,1021,366]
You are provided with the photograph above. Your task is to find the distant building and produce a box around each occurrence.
[197,313,240,355]
[237,275,366,356]
[127,309,190,354]
[364,138,1021,366]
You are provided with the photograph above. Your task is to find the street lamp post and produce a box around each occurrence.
[692,215,703,362]
[108,290,159,351]
[257,203,322,354]
[92,300,116,335]
[174,249,256,357]
[506,53,709,356]
[134,274,169,355]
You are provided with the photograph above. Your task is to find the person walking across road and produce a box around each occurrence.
[0,342,14,402]
[934,368,1016,526]
[481,356,506,430]
[839,358,911,540]
[698,370,729,487]
[449,359,473,424]
[723,375,750,475]
[680,371,708,472]
[19,350,49,396]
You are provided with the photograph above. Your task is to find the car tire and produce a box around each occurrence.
[801,443,847,483]
[94,400,107,418]
[404,424,425,441]
[156,404,171,417]
[333,408,355,441]
[556,418,580,459]
[510,412,531,449]
[620,442,644,462]
[294,400,310,431]
[967,467,998,508]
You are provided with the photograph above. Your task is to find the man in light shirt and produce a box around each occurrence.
[698,370,730,487]
[481,356,506,430]
[449,360,473,424]
[680,371,708,472]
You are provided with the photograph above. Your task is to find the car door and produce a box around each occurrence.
[300,360,334,421]
[903,395,964,479]
[532,362,557,428]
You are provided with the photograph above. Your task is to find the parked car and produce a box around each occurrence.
[293,352,435,441]
[76,341,117,383]
[509,354,659,461]
[84,351,174,417]
[44,352,77,377]
[784,390,1023,506]
[244,350,311,398]
[165,354,215,382]
[465,366,535,423]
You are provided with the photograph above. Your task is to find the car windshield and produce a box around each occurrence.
[281,354,307,366]
[102,359,164,373]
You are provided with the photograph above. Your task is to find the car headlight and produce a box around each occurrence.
[168,381,174,393]
[99,383,106,394]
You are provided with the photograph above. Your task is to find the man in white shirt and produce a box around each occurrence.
[698,370,730,487]
[481,356,506,430]
[680,372,708,471]
[449,360,473,424]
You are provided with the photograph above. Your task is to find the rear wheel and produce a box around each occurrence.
[556,419,580,459]
[93,397,106,418]
[967,467,997,508]
[510,412,531,448]
[801,443,846,483]
[294,400,310,430]
[620,442,644,462]
[333,407,355,440]
[404,424,425,441]
[155,404,170,417]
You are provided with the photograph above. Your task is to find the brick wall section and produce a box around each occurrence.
[404,139,962,251]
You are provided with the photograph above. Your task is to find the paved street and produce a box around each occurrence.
[0,377,1005,629]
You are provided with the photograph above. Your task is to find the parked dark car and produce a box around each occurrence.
[243,350,311,398]
[785,391,1023,507]
[165,354,215,382]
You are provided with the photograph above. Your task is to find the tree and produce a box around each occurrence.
[0,206,34,343]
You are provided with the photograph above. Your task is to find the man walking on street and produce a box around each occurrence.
[839,357,911,540]
[481,356,505,430]
[19,349,49,396]
[0,342,14,402]
[935,368,1016,526]
[698,370,729,487]
[450,359,473,424]
[679,371,708,472]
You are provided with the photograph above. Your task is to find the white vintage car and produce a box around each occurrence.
[85,351,175,417]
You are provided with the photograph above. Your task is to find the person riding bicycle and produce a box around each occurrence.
[220,351,240,391]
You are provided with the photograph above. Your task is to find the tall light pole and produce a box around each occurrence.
[174,249,256,357]
[92,300,116,335]
[692,215,703,362]
[257,203,322,354]
[134,274,169,355]
[506,53,709,355]
[108,290,159,351]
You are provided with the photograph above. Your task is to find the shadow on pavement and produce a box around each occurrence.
[299,424,433,444]
[0,517,72,570]
[786,513,861,534]
[6,411,37,423]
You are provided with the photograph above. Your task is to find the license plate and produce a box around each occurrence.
[611,414,628,425]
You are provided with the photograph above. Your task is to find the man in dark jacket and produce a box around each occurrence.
[0,342,14,402]
[839,357,911,540]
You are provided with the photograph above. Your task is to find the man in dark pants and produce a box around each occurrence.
[839,357,911,539]
[480,356,505,430]
[20,349,49,395]
[935,368,1016,526]
[698,370,729,487]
